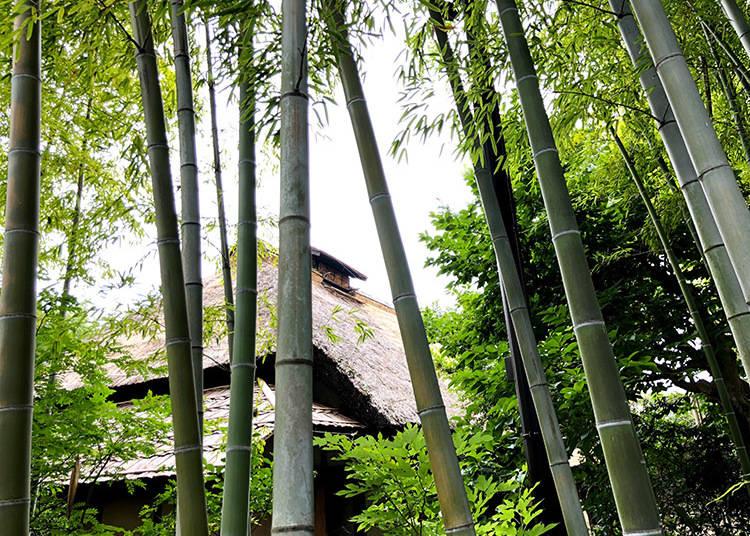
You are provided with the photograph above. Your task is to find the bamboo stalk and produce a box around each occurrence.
[495,1,663,533]
[271,0,314,533]
[204,18,235,361]
[719,0,750,60]
[612,129,750,487]
[717,65,750,166]
[170,0,204,431]
[461,17,564,526]
[702,21,750,96]
[427,11,586,534]
[128,3,208,534]
[0,2,40,533]
[220,19,258,536]
[630,0,750,305]
[610,0,750,404]
[324,6,475,534]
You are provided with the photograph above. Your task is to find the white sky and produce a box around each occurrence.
[82,25,474,311]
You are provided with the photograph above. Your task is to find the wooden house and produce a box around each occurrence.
[64,248,458,534]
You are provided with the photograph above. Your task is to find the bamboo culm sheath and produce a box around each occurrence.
[220,19,259,536]
[0,2,40,533]
[325,5,475,534]
[630,0,750,308]
[129,3,208,534]
[429,12,586,534]
[611,0,750,403]
[495,1,663,533]
[169,0,204,432]
[271,0,314,534]
[612,130,750,486]
[204,18,235,362]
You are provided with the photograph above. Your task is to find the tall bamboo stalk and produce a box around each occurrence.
[129,3,208,534]
[612,130,750,486]
[204,18,235,361]
[0,2,40,533]
[272,0,314,533]
[717,65,750,166]
[460,15,564,526]
[323,7,475,534]
[702,21,750,95]
[630,0,750,306]
[170,0,204,430]
[220,19,258,536]
[719,0,750,59]
[427,12,586,533]
[495,1,662,533]
[610,0,750,397]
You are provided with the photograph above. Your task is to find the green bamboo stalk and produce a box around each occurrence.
[271,0,314,533]
[611,130,750,486]
[611,0,750,400]
[0,2,40,533]
[220,19,258,536]
[630,0,750,305]
[717,64,750,166]
[719,0,750,60]
[701,20,750,96]
[204,18,235,361]
[323,7,474,535]
[495,2,662,533]
[427,13,586,534]
[170,0,204,431]
[128,3,208,534]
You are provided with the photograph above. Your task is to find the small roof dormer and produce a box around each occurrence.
[311,247,367,293]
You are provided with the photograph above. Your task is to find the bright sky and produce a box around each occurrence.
[86,25,474,311]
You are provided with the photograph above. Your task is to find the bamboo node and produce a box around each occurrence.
[0,497,31,507]
[276,357,313,367]
[417,404,445,418]
[230,362,256,369]
[369,192,391,204]
[532,146,558,159]
[392,292,416,304]
[280,89,310,101]
[622,529,663,536]
[226,445,253,453]
[445,521,475,533]
[596,418,632,431]
[516,73,538,84]
[8,147,41,157]
[697,162,732,182]
[0,312,37,320]
[498,6,519,19]
[165,336,190,348]
[11,72,41,83]
[173,444,201,454]
[573,319,605,331]
[156,238,180,246]
[272,524,315,533]
[550,229,580,242]
[346,96,366,108]
[239,158,257,166]
[653,51,683,72]
[236,287,258,295]
[0,403,33,413]
[727,310,750,322]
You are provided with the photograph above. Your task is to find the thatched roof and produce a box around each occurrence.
[63,249,460,429]
[101,385,362,481]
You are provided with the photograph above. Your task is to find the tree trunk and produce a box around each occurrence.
[128,3,208,534]
[220,19,259,536]
[325,5,475,534]
[272,0,315,533]
[204,17,235,362]
[170,0,204,432]
[496,1,663,533]
[0,2,41,533]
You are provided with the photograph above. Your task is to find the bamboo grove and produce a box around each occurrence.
[5,0,750,534]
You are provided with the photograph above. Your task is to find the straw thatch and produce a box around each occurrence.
[63,249,460,429]
[99,384,362,481]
